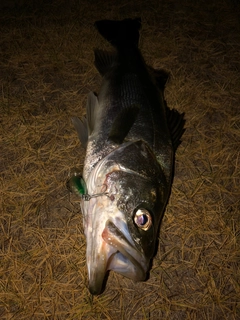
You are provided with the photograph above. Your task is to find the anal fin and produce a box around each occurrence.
[94,49,117,76]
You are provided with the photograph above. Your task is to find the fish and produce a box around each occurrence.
[68,18,185,295]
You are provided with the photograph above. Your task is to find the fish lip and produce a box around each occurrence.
[103,219,146,281]
[88,271,106,295]
[87,218,147,295]
[83,154,151,295]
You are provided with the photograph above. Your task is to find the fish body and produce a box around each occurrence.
[70,18,185,295]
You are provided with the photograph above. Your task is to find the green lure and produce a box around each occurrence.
[67,170,109,201]
[67,173,88,198]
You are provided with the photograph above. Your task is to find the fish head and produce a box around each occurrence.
[82,140,171,295]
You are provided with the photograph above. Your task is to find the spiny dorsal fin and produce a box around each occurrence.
[94,49,117,76]
[94,18,141,48]
[167,107,185,151]
[150,67,185,150]
[72,92,99,149]
[108,105,139,144]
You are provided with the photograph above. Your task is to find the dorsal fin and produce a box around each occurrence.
[94,49,117,76]
[149,67,185,150]
[72,92,99,149]
[148,66,169,90]
[108,105,139,144]
[166,107,185,151]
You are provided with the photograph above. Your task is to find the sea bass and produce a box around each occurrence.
[69,18,185,295]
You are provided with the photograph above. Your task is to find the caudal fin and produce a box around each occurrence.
[94,18,141,48]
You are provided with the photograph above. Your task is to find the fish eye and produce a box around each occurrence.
[134,208,152,231]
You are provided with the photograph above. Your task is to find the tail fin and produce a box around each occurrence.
[94,18,141,49]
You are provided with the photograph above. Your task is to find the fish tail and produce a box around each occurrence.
[94,18,141,49]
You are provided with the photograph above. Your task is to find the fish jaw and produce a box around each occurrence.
[81,196,148,295]
[80,140,169,294]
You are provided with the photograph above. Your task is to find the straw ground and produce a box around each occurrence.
[1,0,239,319]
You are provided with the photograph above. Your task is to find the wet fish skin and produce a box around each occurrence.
[70,18,185,295]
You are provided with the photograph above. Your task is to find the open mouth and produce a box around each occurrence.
[103,220,146,279]
[87,219,147,295]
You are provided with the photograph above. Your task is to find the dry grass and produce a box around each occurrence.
[1,0,240,319]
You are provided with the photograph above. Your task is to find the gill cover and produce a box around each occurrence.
[100,140,169,259]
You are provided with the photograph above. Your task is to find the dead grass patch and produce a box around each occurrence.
[1,0,239,319]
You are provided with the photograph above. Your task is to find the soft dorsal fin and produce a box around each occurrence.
[151,67,169,90]
[72,92,99,149]
[108,105,139,144]
[166,107,185,151]
[94,49,117,76]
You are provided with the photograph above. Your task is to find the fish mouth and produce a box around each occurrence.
[87,219,147,295]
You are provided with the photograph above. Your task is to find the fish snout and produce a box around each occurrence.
[87,218,147,295]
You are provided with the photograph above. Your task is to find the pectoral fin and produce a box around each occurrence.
[72,91,99,149]
[86,91,98,134]
[72,116,88,149]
